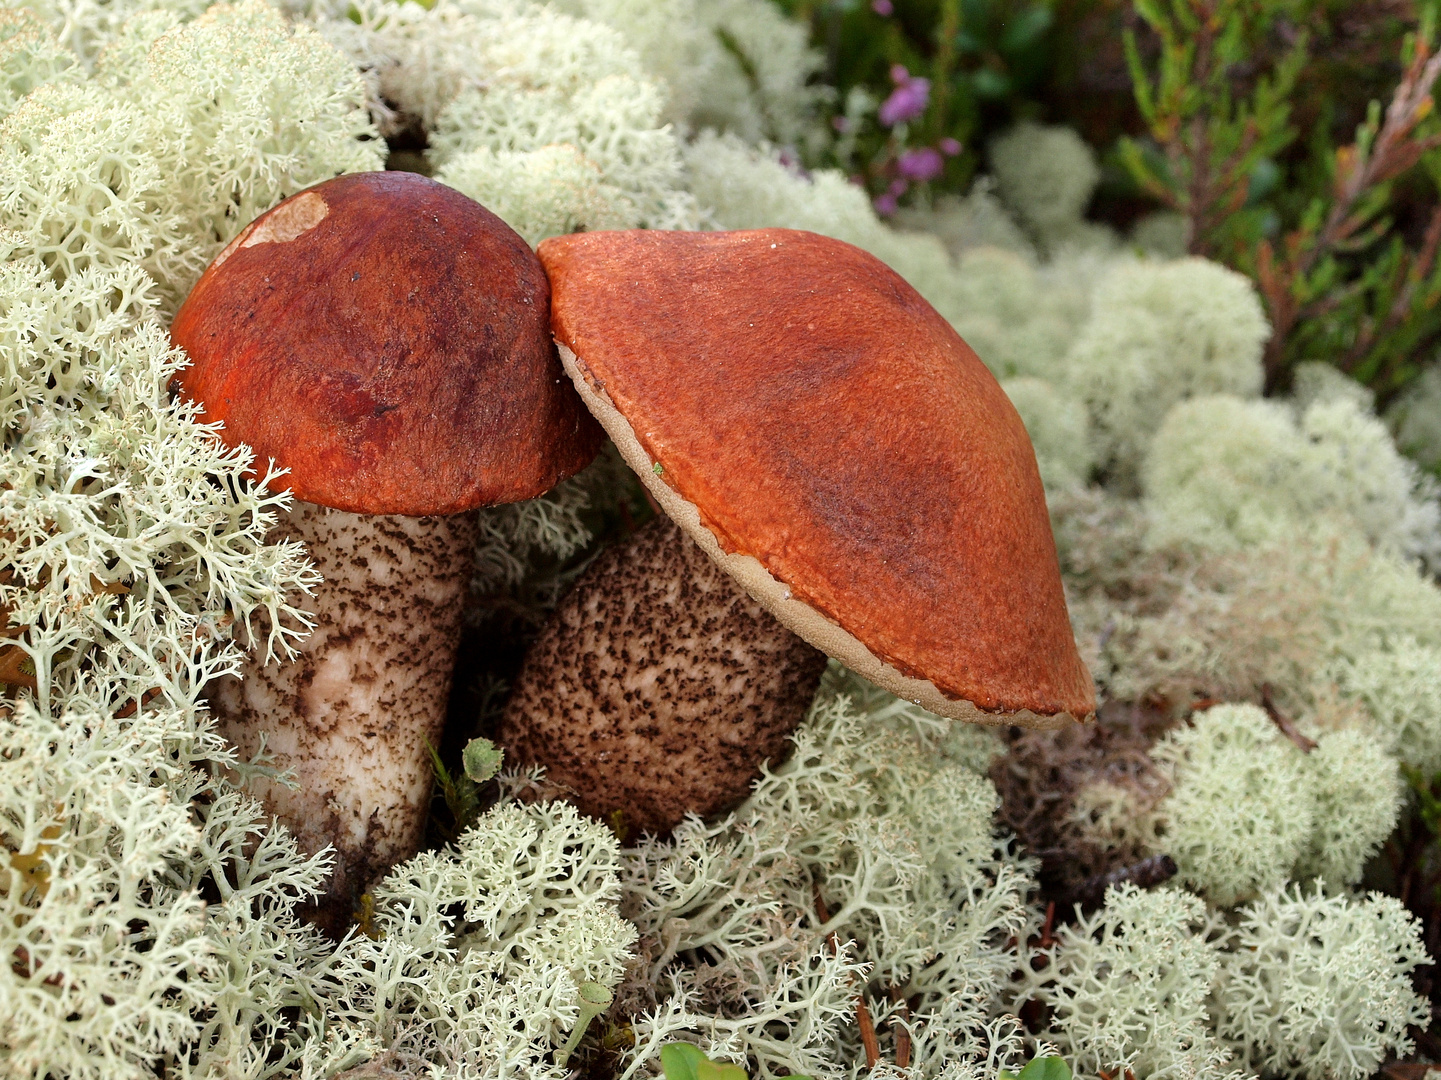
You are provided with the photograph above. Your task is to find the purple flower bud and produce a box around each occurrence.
[878,77,930,126]
[871,0,893,14]
[888,177,910,196]
[874,192,900,216]
[832,115,851,133]
[890,64,910,85]
[939,137,962,156]
[896,146,944,182]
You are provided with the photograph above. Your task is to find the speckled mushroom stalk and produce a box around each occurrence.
[500,227,1096,835]
[501,515,827,836]
[170,172,602,932]
[207,506,475,921]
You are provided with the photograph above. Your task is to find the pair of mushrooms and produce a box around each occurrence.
[171,171,1094,932]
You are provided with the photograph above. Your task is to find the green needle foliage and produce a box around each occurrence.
[1119,0,1441,400]
[1119,0,1307,257]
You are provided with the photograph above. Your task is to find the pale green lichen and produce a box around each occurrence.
[0,258,316,716]
[438,143,639,248]
[1023,884,1239,1080]
[1001,376,1094,492]
[988,123,1106,255]
[0,7,80,115]
[1291,360,1376,414]
[942,247,1072,381]
[314,799,638,1080]
[554,0,826,150]
[13,0,209,67]
[1057,486,1441,715]
[1029,878,1429,1080]
[1387,364,1441,476]
[0,699,215,1077]
[1330,637,1441,776]
[616,666,1030,1080]
[890,181,1035,261]
[1293,726,1403,888]
[1148,704,1314,907]
[1127,211,1186,258]
[0,81,191,290]
[1080,705,1400,905]
[2,0,379,307]
[108,0,382,302]
[1143,394,1441,566]
[321,0,701,240]
[1067,259,1269,487]
[1214,885,1428,1080]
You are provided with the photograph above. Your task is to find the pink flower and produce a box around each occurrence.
[939,137,962,156]
[897,147,944,182]
[879,70,930,127]
[874,192,900,216]
[871,0,893,13]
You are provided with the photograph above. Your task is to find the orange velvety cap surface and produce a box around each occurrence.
[539,228,1095,720]
[171,171,602,516]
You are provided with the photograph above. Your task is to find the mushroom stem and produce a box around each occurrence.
[210,500,476,933]
[499,515,828,837]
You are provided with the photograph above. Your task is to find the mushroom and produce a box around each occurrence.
[500,228,1094,835]
[170,171,602,930]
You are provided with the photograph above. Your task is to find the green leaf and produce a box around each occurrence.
[697,1059,749,1080]
[999,6,1052,56]
[970,68,1012,99]
[1018,1056,1072,1080]
[462,737,503,783]
[660,1043,708,1080]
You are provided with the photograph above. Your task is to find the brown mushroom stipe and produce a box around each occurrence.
[535,228,1094,728]
[171,171,603,933]
[501,515,828,836]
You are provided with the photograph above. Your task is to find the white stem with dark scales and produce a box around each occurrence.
[208,501,475,931]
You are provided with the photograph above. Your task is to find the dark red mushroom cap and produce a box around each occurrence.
[171,171,603,515]
[537,228,1095,726]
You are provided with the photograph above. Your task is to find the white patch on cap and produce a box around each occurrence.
[209,191,330,272]
[242,190,330,248]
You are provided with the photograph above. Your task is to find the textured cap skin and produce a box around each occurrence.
[538,228,1095,724]
[172,171,603,515]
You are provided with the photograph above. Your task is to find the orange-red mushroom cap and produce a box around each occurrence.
[172,171,603,516]
[537,227,1095,726]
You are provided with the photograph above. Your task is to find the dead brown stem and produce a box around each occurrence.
[814,888,880,1068]
[1261,683,1317,752]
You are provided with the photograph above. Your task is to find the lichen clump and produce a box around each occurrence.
[1,0,1439,1077]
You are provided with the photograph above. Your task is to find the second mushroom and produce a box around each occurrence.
[500,228,1096,836]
